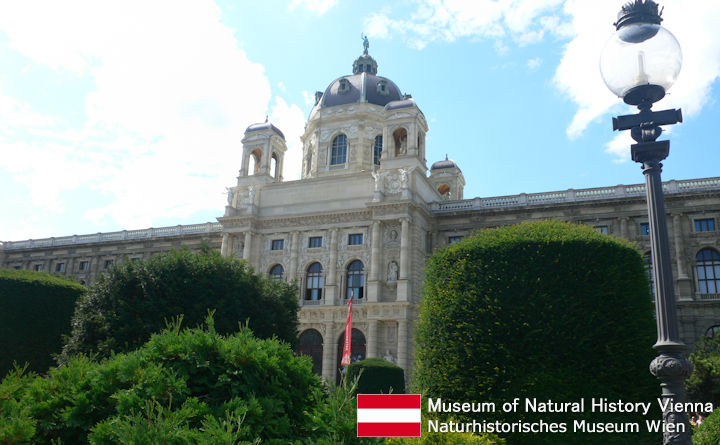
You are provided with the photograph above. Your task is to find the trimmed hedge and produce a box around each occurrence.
[0,268,85,376]
[347,358,405,394]
[60,249,299,362]
[0,317,324,444]
[692,408,720,445]
[414,221,658,445]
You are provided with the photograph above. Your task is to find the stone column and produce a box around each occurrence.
[400,218,410,280]
[220,233,229,257]
[243,232,252,262]
[367,319,378,358]
[322,323,337,383]
[672,214,692,300]
[326,229,339,304]
[620,217,629,239]
[398,218,411,301]
[288,231,299,281]
[367,221,381,302]
[397,319,408,372]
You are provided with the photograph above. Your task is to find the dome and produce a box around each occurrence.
[245,121,285,139]
[320,72,402,108]
[431,156,460,171]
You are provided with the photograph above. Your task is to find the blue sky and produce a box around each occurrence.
[1,0,719,241]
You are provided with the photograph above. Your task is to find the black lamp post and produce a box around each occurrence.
[600,1,691,444]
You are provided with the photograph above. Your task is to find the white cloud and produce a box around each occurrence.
[269,96,306,181]
[527,57,542,70]
[0,0,307,238]
[302,90,316,106]
[364,0,565,51]
[289,0,337,15]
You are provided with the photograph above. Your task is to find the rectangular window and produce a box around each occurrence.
[104,260,114,269]
[79,261,89,271]
[594,225,609,235]
[55,263,66,273]
[33,264,43,271]
[640,223,650,236]
[448,236,463,244]
[348,233,363,245]
[131,257,141,262]
[695,218,716,232]
[271,239,284,250]
[308,236,322,248]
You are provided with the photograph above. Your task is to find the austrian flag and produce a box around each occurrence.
[357,394,422,437]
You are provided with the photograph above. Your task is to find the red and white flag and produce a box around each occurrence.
[357,394,422,437]
[340,296,353,366]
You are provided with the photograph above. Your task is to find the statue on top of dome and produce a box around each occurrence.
[362,33,369,55]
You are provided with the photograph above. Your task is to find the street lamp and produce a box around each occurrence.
[600,1,692,444]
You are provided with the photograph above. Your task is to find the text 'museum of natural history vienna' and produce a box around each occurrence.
[2,47,720,382]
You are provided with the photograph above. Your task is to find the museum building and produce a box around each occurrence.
[2,48,720,383]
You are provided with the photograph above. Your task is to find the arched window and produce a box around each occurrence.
[248,149,261,175]
[706,325,720,338]
[346,260,365,300]
[644,252,655,296]
[373,135,382,165]
[331,134,347,165]
[697,248,720,295]
[271,153,278,178]
[269,264,284,282]
[298,329,323,375]
[336,329,366,383]
[306,262,324,300]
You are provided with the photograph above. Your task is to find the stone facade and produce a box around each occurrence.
[2,50,720,383]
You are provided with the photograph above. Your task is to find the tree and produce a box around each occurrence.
[414,220,658,445]
[60,249,298,362]
[686,334,720,406]
[0,268,85,375]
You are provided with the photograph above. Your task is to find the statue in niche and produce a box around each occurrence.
[389,230,398,241]
[383,349,396,364]
[387,261,399,282]
[399,135,407,154]
[226,188,234,206]
[371,170,381,192]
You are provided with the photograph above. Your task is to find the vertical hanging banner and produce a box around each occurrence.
[341,296,353,366]
[357,394,422,437]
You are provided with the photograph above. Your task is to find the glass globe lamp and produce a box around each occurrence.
[599,1,682,106]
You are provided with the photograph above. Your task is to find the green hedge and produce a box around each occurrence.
[0,268,85,376]
[60,249,299,362]
[347,358,405,394]
[0,317,323,444]
[414,221,658,445]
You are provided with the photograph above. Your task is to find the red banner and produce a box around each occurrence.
[341,297,353,366]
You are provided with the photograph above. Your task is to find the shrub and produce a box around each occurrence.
[0,317,323,444]
[686,334,720,407]
[60,249,299,362]
[347,358,405,395]
[692,408,720,445]
[0,268,85,375]
[414,220,658,445]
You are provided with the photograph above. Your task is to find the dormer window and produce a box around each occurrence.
[377,80,389,96]
[338,78,351,94]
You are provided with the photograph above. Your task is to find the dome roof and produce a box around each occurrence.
[320,72,402,108]
[431,156,460,171]
[245,121,285,139]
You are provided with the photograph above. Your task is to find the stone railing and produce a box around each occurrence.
[2,222,223,251]
[431,177,720,213]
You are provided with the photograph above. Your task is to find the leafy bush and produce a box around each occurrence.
[415,221,658,445]
[347,358,405,395]
[687,334,720,407]
[0,268,85,375]
[692,408,720,445]
[60,249,298,362]
[0,317,323,444]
